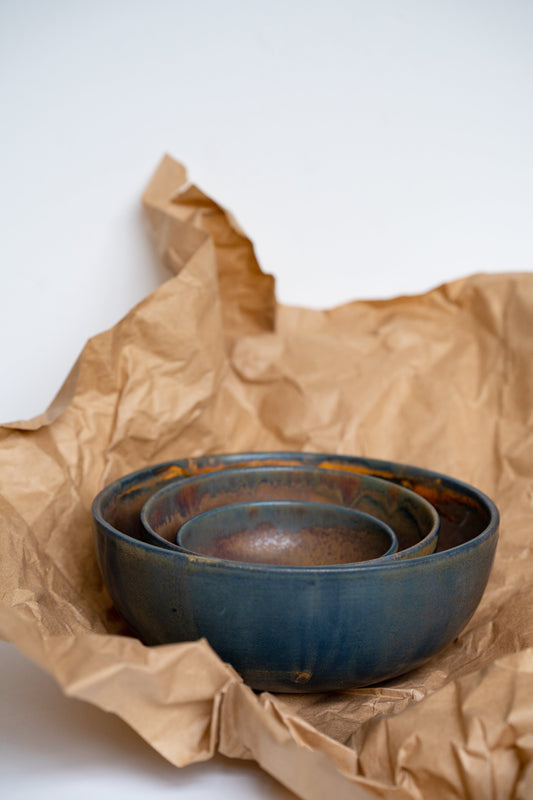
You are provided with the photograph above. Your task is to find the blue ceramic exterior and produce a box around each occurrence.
[174,500,399,565]
[92,452,499,693]
[139,465,439,560]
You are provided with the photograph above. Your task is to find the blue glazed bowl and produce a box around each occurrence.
[139,465,439,560]
[92,452,499,693]
[174,500,399,565]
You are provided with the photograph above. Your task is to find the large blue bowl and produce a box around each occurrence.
[92,452,499,693]
[139,465,439,559]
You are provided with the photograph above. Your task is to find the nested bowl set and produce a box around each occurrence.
[92,453,499,693]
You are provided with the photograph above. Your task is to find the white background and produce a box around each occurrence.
[1,1,532,797]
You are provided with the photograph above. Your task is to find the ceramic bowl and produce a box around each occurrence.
[174,500,399,565]
[139,465,439,560]
[92,452,499,693]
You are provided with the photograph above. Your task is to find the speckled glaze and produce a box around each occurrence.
[140,465,439,560]
[92,452,499,693]
[174,500,399,565]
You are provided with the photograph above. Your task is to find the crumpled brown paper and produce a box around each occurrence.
[2,153,533,800]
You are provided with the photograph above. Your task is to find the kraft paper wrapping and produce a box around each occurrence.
[1,153,533,800]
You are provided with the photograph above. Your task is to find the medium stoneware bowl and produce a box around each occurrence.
[174,500,399,565]
[139,465,439,560]
[92,452,499,693]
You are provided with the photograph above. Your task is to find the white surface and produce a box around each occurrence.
[0,641,297,800]
[0,1,531,797]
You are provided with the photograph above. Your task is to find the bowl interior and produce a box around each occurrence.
[140,464,439,559]
[176,500,398,566]
[95,452,495,557]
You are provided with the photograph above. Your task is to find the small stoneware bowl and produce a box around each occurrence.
[175,500,399,566]
[92,451,499,692]
[140,465,439,560]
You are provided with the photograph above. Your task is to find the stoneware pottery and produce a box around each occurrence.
[174,500,399,565]
[92,452,499,693]
[139,465,439,560]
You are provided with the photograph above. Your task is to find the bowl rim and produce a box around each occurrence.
[92,451,499,576]
[174,498,400,565]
